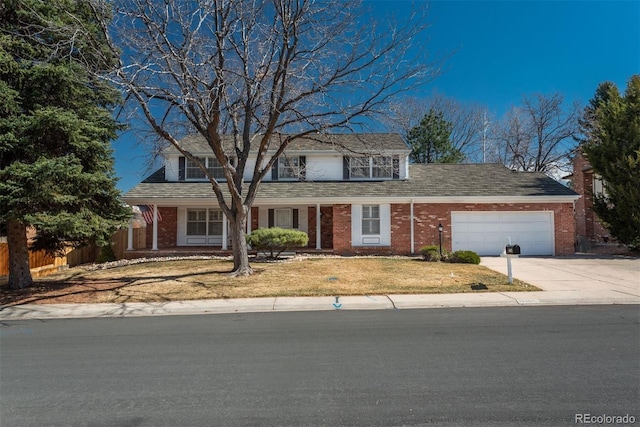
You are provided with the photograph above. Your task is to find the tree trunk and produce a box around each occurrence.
[7,219,33,289]
[229,206,253,276]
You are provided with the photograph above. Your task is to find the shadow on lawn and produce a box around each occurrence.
[0,268,244,306]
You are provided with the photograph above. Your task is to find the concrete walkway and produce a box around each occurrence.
[1,255,638,320]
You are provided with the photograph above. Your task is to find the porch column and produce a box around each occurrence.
[222,217,228,250]
[247,207,252,235]
[152,204,158,251]
[316,204,321,250]
[127,220,134,251]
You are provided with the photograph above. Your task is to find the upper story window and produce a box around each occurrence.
[347,156,398,179]
[278,156,301,180]
[186,157,225,180]
[593,175,605,198]
[272,156,306,181]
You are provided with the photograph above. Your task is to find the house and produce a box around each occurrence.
[566,150,611,251]
[122,133,579,257]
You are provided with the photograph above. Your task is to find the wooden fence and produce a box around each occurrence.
[0,227,146,281]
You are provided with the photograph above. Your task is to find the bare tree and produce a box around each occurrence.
[99,0,439,275]
[388,94,488,162]
[489,93,580,175]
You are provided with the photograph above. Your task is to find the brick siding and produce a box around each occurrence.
[572,152,610,244]
[307,206,334,249]
[144,202,575,256]
[145,207,177,248]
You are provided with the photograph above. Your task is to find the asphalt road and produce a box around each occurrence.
[1,306,638,426]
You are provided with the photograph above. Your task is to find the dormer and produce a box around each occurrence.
[161,133,411,182]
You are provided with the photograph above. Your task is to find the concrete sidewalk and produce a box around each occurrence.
[1,255,638,320]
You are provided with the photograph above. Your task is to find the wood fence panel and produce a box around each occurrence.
[0,242,68,280]
[1,227,146,280]
[112,229,127,260]
[67,245,97,267]
[110,228,146,259]
[29,249,55,270]
[0,243,8,276]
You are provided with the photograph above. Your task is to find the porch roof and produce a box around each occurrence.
[123,163,579,204]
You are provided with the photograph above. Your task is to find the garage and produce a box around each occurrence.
[451,211,554,256]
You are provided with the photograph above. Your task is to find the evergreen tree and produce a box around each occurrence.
[581,75,640,249]
[407,109,465,164]
[0,0,130,289]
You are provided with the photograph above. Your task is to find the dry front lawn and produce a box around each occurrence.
[0,257,536,306]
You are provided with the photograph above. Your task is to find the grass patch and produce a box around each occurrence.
[0,257,536,306]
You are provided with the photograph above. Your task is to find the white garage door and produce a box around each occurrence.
[451,211,554,256]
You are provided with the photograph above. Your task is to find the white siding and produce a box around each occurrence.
[306,155,344,181]
[165,156,179,181]
[163,153,409,182]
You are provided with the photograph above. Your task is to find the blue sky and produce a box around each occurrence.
[113,0,640,192]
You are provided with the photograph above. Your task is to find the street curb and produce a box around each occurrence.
[1,291,638,320]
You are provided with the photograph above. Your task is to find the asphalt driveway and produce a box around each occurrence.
[481,255,640,302]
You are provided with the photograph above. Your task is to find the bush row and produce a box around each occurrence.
[419,245,480,264]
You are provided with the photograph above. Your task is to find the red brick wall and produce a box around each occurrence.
[145,207,177,249]
[307,206,334,249]
[391,204,413,252]
[332,205,351,253]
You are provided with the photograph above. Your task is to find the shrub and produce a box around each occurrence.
[450,250,480,264]
[97,244,116,263]
[247,227,309,258]
[420,245,442,262]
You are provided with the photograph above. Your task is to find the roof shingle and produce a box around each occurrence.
[124,163,578,201]
[163,133,409,155]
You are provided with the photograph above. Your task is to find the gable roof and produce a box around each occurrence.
[163,133,409,156]
[124,163,579,203]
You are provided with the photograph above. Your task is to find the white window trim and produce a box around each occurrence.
[351,204,391,246]
[186,208,224,236]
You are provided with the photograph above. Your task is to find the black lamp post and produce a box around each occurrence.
[438,223,444,258]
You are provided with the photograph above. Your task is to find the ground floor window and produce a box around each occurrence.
[275,208,292,228]
[362,205,380,235]
[187,209,223,235]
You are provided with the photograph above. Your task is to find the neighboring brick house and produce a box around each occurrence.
[566,150,610,250]
[122,133,579,257]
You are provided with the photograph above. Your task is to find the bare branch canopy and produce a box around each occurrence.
[100,0,441,274]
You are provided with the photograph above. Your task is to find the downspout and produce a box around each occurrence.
[152,204,158,251]
[410,198,415,254]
